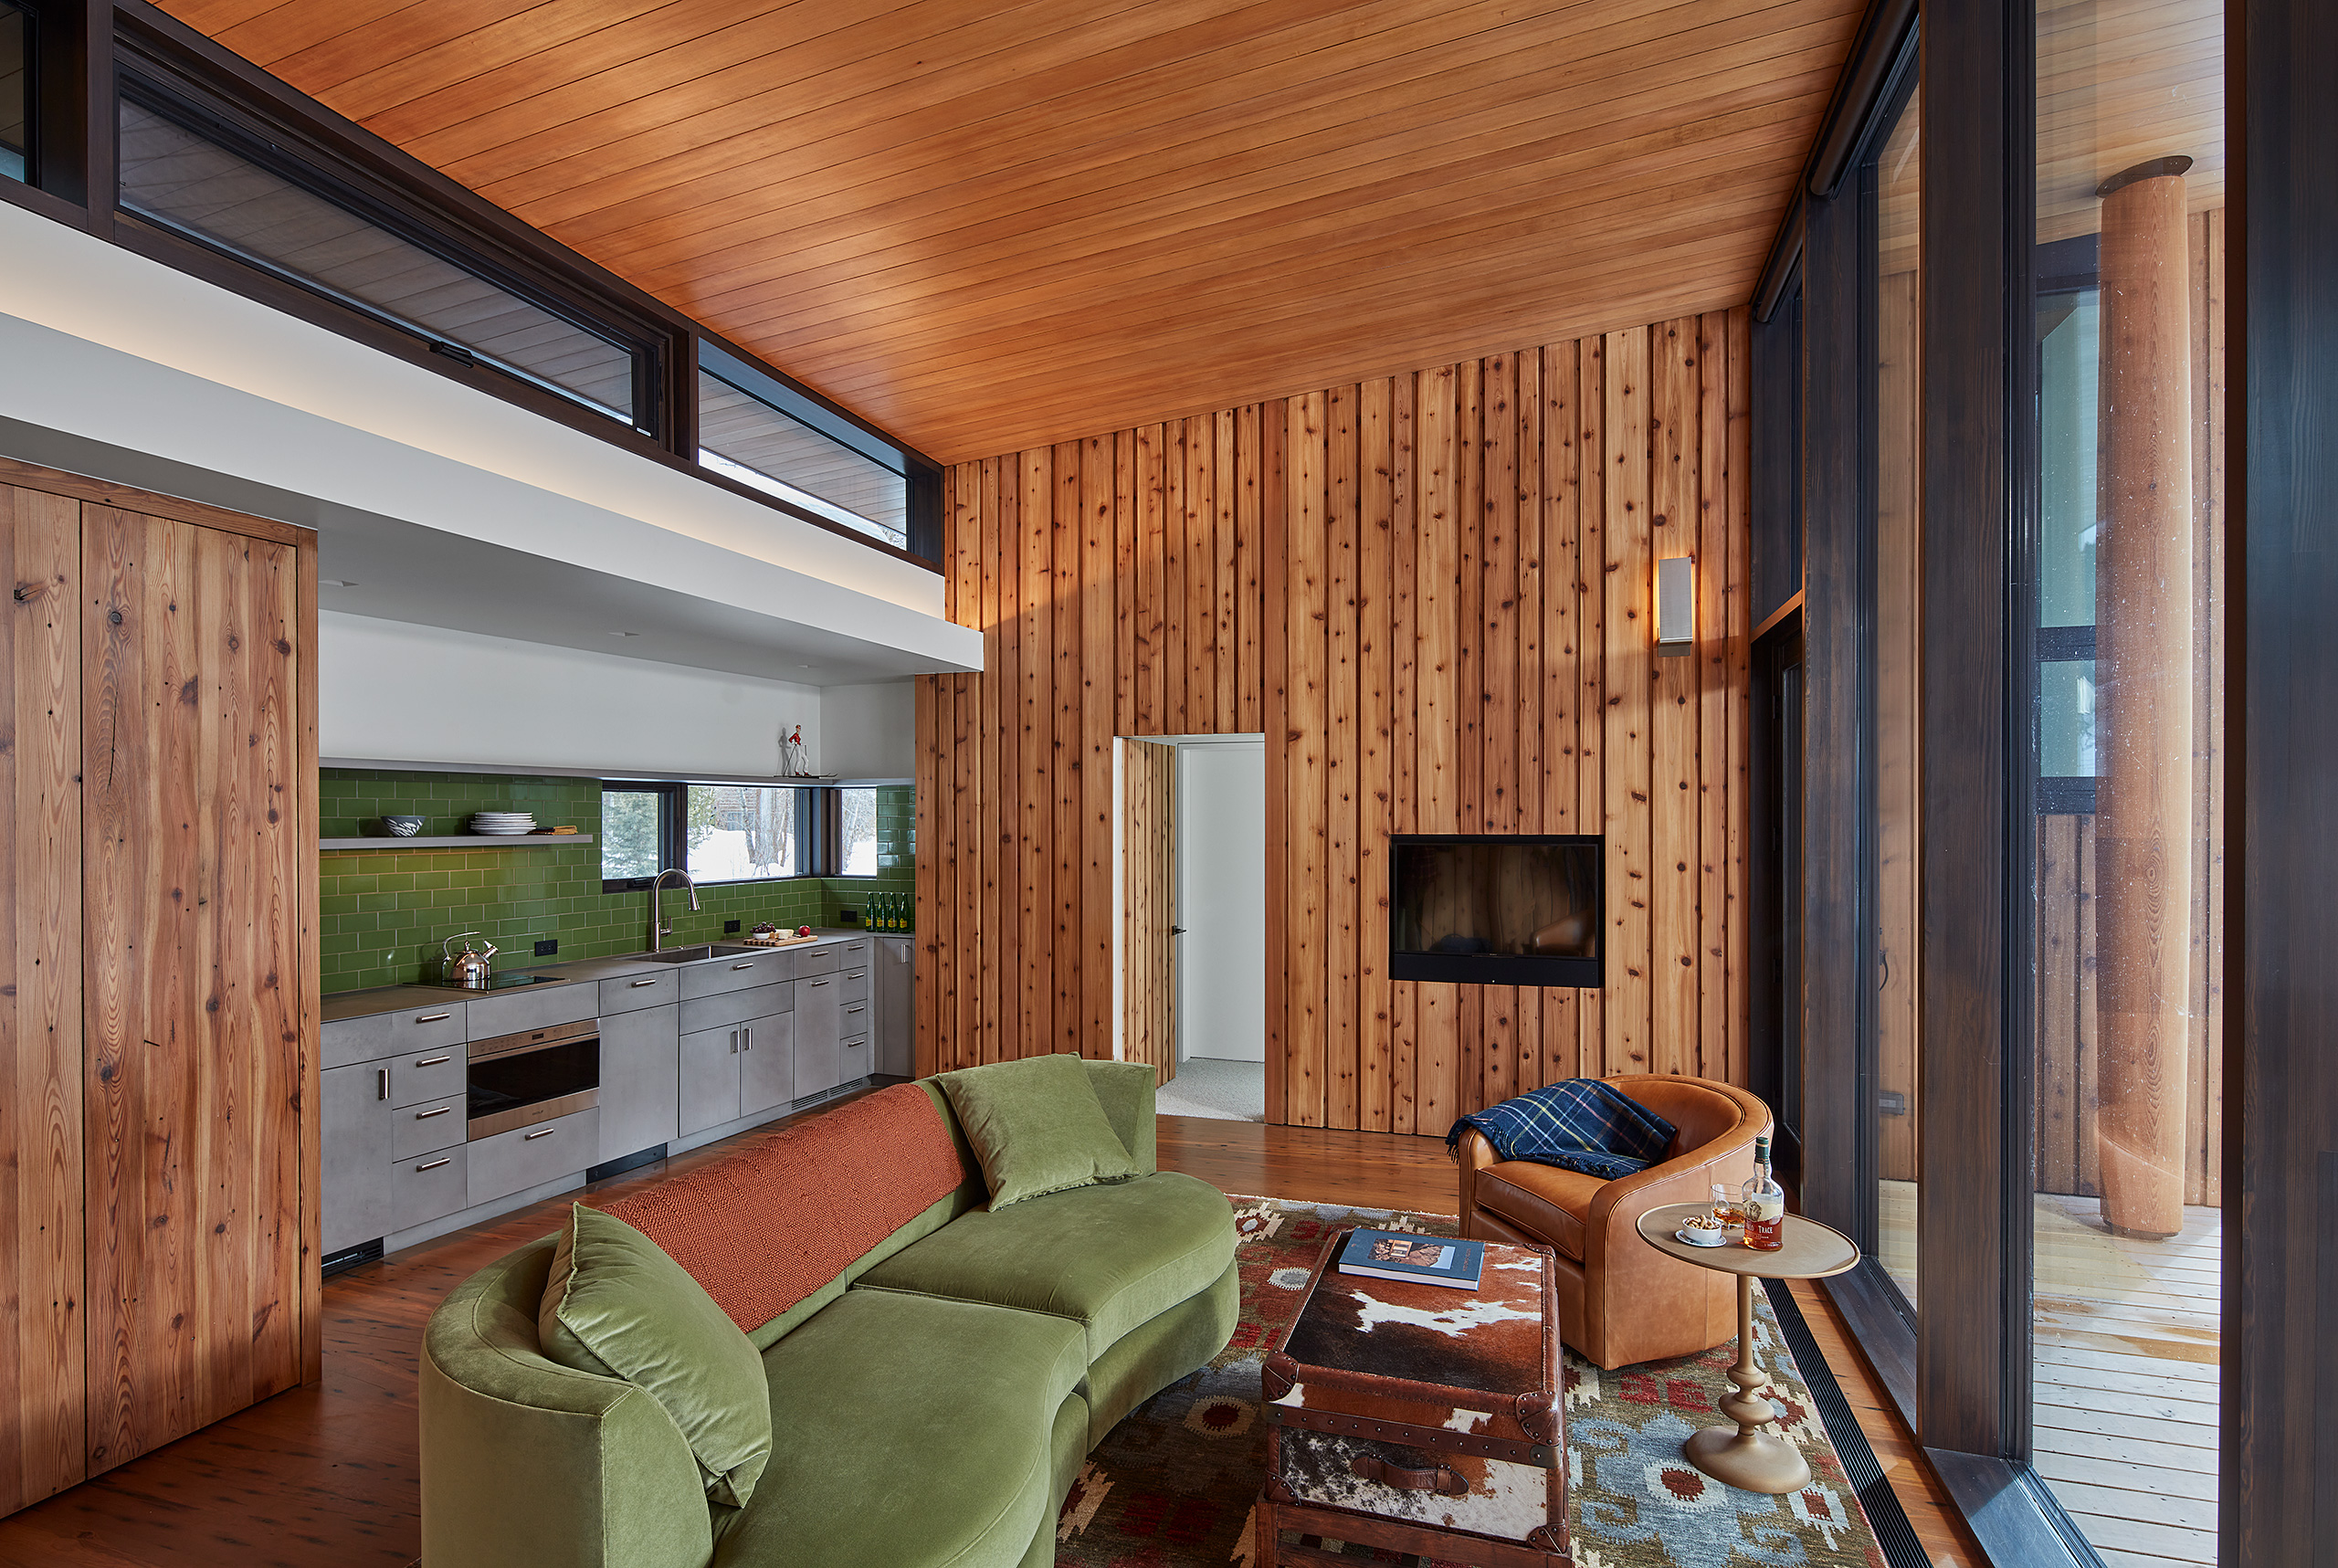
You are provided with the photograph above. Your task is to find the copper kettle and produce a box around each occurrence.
[441,931,498,988]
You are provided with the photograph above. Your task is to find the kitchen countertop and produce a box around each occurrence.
[319,930,885,1022]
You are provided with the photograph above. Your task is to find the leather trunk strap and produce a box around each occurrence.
[1266,1403,1555,1468]
[1349,1455,1468,1496]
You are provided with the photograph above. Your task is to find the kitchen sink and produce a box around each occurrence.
[633,943,765,963]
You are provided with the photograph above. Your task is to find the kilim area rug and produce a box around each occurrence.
[1056,1197,1885,1568]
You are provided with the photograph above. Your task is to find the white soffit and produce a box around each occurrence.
[0,199,981,682]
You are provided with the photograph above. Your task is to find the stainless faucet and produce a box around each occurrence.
[650,868,700,952]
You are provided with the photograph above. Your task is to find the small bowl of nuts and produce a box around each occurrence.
[1677,1213,1729,1247]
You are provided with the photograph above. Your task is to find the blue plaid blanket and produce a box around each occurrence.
[1446,1079,1678,1181]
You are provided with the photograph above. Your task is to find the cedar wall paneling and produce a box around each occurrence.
[916,310,1752,1129]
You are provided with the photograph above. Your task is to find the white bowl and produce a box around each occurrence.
[1676,1226,1729,1247]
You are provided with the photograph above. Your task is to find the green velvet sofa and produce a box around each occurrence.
[417,1062,1237,1568]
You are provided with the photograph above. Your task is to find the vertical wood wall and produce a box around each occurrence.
[916,310,1753,1129]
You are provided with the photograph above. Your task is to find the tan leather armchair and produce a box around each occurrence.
[1455,1074,1773,1370]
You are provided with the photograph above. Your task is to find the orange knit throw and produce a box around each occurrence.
[601,1083,967,1332]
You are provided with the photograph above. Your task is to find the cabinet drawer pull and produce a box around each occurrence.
[415,1157,452,1173]
[415,1105,452,1120]
[378,1068,390,1100]
[808,978,829,986]
[416,1054,451,1068]
[629,977,659,988]
[845,1005,866,1016]
[730,1031,739,1055]
[732,962,756,970]
[742,1026,753,1052]
[415,1012,452,1023]
[523,1126,558,1141]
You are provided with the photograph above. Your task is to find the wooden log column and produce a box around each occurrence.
[2091,156,2195,1240]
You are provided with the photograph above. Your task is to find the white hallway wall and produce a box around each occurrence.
[1176,742,1267,1063]
[322,613,822,778]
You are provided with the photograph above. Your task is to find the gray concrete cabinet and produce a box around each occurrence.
[678,1022,742,1136]
[393,1146,469,1233]
[795,973,843,1098]
[321,1060,395,1254]
[876,937,914,1077]
[598,1005,679,1163]
[740,1010,795,1118]
[469,1109,600,1207]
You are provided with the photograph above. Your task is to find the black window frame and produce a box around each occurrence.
[112,65,669,437]
[2,0,37,187]
[604,780,859,894]
[601,782,682,894]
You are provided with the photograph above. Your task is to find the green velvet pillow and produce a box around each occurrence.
[537,1204,772,1508]
[938,1054,1142,1208]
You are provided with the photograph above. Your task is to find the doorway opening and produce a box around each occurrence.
[1115,734,1265,1121]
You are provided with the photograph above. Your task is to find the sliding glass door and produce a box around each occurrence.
[2027,1,2226,1560]
[1869,82,1922,1313]
[1771,3,2232,1562]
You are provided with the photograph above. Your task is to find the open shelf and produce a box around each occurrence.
[319,835,595,851]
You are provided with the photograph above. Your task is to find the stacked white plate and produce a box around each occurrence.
[469,812,538,836]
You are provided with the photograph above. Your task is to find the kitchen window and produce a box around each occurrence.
[686,784,810,883]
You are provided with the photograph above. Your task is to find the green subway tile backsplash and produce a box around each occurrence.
[320,768,916,993]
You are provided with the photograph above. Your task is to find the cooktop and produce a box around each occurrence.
[426,972,572,992]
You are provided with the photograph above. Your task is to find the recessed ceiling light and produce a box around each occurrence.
[608,631,639,638]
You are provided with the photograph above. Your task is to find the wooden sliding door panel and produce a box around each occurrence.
[1121,740,1177,1085]
[0,486,85,1515]
[82,508,305,1474]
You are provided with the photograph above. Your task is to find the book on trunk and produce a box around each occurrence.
[1335,1228,1485,1290]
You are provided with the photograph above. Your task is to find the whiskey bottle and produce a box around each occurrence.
[1742,1135,1785,1251]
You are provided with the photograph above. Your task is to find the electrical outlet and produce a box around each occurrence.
[723,920,742,934]
[534,939,558,957]
[841,908,860,924]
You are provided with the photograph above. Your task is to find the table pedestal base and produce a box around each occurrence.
[1680,1270,1811,1497]
[1683,1424,1812,1495]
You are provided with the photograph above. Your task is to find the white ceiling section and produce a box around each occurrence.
[0,197,981,686]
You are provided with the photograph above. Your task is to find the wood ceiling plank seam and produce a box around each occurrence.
[596,26,1848,313]
[875,259,1769,458]
[462,0,1511,225]
[768,154,1804,387]
[599,58,1845,331]
[386,0,1000,174]
[332,0,814,135]
[413,0,1222,188]
[160,0,290,37]
[714,144,1814,409]
[252,0,553,97]
[475,0,1766,232]
[872,264,1769,458]
[505,0,1832,249]
[690,78,1835,350]
[503,0,1763,241]
[204,0,417,70]
[289,0,687,116]
[660,96,1827,349]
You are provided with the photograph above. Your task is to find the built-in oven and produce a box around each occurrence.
[468,1016,599,1140]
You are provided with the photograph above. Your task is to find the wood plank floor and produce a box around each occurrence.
[2031,1193,2221,1568]
[0,1108,1997,1567]
[1873,1179,2222,1568]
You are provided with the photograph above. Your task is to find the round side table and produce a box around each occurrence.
[1635,1202,1859,1495]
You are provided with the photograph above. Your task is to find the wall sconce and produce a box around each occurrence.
[1655,555,1695,657]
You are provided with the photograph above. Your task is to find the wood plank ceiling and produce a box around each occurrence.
[158,0,1865,463]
